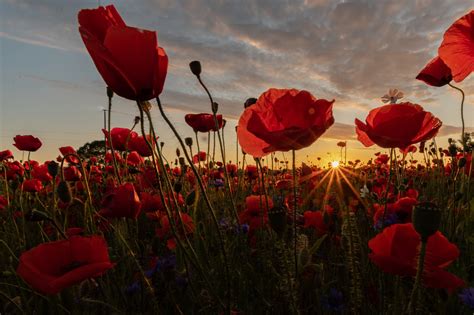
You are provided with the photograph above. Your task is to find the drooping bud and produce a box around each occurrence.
[412,202,441,242]
[189,61,202,76]
[244,98,257,108]
[134,116,140,125]
[185,137,193,147]
[106,87,114,98]
[57,180,72,204]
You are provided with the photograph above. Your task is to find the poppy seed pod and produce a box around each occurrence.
[189,61,201,76]
[412,202,441,241]
[57,181,72,204]
[185,137,193,147]
[134,116,140,125]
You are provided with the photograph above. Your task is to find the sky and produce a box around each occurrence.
[1,0,473,166]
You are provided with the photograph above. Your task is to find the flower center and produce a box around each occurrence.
[308,107,315,115]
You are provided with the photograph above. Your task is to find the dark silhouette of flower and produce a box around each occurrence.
[13,135,42,152]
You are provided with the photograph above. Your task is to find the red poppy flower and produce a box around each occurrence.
[128,134,156,157]
[185,113,223,133]
[239,195,273,233]
[368,223,464,290]
[192,151,207,164]
[127,151,144,166]
[303,210,329,236]
[416,57,452,87]
[0,195,8,212]
[355,103,442,150]
[16,235,114,295]
[64,166,82,182]
[0,150,13,161]
[102,128,137,151]
[31,164,53,182]
[99,183,141,219]
[13,135,42,152]
[59,146,80,164]
[237,88,334,157]
[156,213,194,239]
[78,5,168,100]
[438,10,474,82]
[21,179,43,193]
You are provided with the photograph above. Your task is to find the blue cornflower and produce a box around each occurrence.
[125,280,141,295]
[459,287,474,309]
[321,288,344,313]
[374,212,399,230]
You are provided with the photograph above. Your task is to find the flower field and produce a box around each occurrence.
[0,4,473,315]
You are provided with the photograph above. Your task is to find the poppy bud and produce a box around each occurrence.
[57,181,72,204]
[176,148,181,157]
[185,137,193,147]
[106,87,114,98]
[179,157,186,166]
[26,209,51,222]
[48,161,59,178]
[174,182,182,193]
[186,190,196,206]
[458,157,466,168]
[244,98,257,108]
[212,102,218,114]
[189,61,201,76]
[412,202,441,241]
[449,145,458,157]
[160,142,165,148]
[134,116,140,125]
[269,206,287,238]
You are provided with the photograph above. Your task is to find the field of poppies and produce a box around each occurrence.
[1,5,474,315]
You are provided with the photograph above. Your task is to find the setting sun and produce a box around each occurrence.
[331,160,340,168]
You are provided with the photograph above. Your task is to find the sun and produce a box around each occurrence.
[331,160,340,168]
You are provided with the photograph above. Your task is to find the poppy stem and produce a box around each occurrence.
[292,149,298,279]
[107,95,123,185]
[381,149,394,229]
[407,238,427,314]
[156,96,231,312]
[448,83,466,152]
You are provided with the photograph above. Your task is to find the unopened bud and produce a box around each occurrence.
[160,142,165,148]
[48,161,59,178]
[179,157,186,166]
[185,137,193,147]
[176,148,181,157]
[106,87,114,98]
[412,202,441,241]
[458,157,467,168]
[189,61,201,76]
[134,116,140,124]
[244,98,257,108]
[212,102,218,114]
[57,181,72,204]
